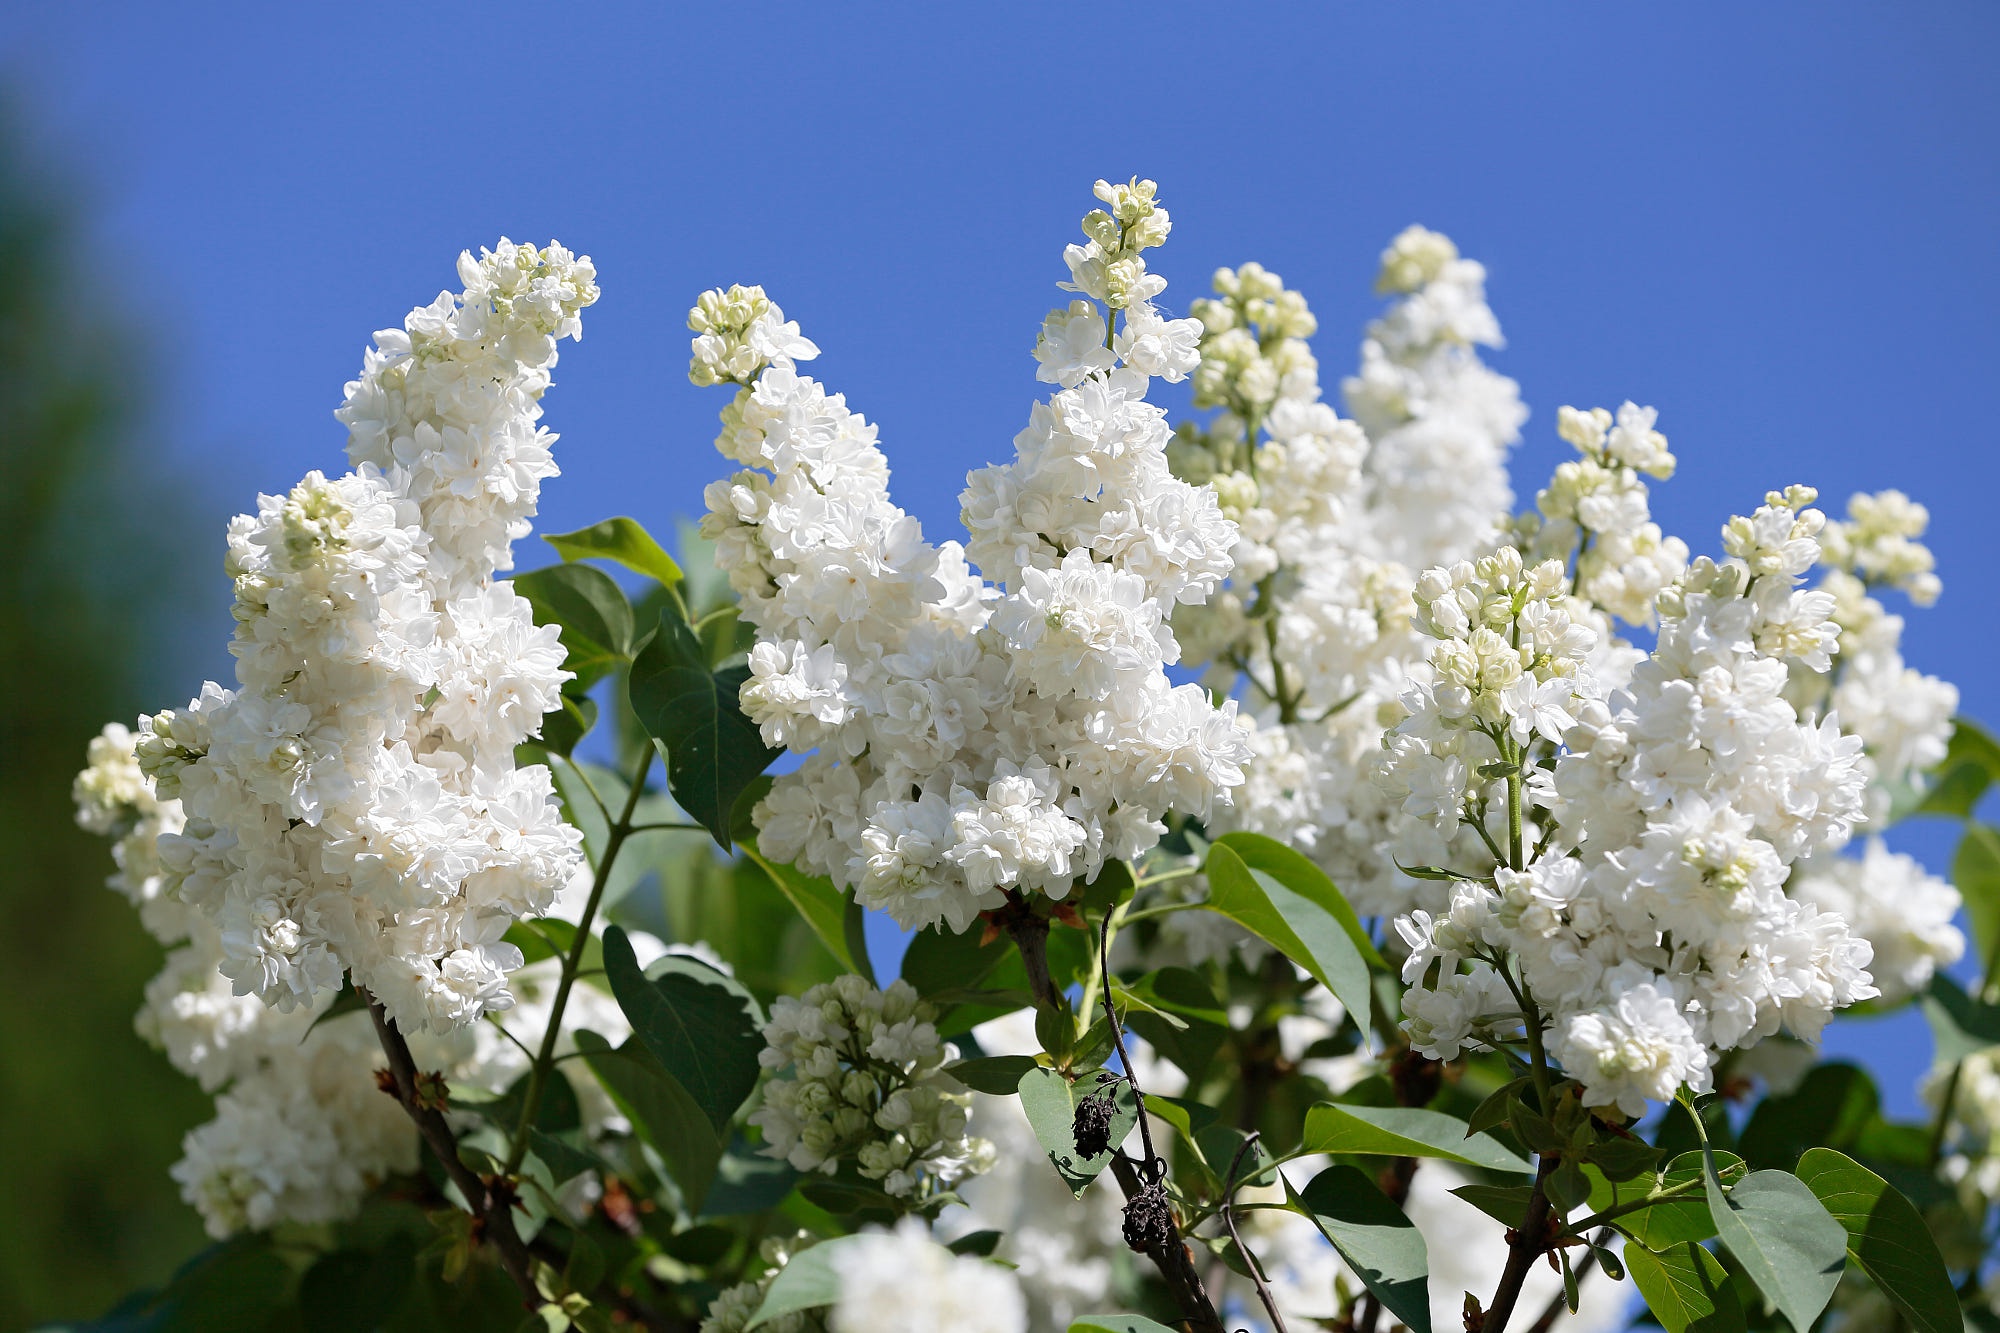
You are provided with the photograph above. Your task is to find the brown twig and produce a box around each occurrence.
[1107,1154,1227,1333]
[367,995,538,1307]
[1476,1154,1559,1333]
[1221,1132,1290,1333]
[995,895,1058,1009]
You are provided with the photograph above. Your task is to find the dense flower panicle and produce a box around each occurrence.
[1387,487,1881,1116]
[1168,240,1523,918]
[129,241,592,1036]
[337,239,600,586]
[1521,402,1689,627]
[1792,839,1962,1004]
[1344,226,1526,575]
[703,181,1248,932]
[1773,491,1963,988]
[749,977,992,1199]
[75,724,629,1238]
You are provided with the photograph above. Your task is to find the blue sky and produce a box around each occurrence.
[12,2,1998,1113]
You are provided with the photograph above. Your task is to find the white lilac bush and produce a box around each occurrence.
[59,185,2000,1333]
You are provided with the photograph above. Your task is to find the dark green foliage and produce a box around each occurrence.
[627,605,778,847]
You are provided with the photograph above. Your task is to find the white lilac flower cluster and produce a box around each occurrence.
[1792,839,1961,1005]
[1343,226,1528,576]
[748,977,993,1198]
[1521,403,1688,627]
[130,240,592,1035]
[74,725,631,1237]
[700,180,1249,932]
[1166,236,1522,919]
[1389,486,1883,1116]
[1784,490,1962,1000]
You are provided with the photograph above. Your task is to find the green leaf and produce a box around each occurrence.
[944,1054,1041,1095]
[72,1237,296,1333]
[1625,1242,1746,1333]
[1203,840,1372,1035]
[1451,1183,1538,1227]
[602,925,761,1134]
[574,1030,721,1211]
[533,693,598,759]
[1466,1076,1531,1138]
[1606,1151,1743,1251]
[300,1236,415,1333]
[514,563,634,689]
[947,1230,1003,1257]
[701,1152,800,1219]
[1923,972,2000,1067]
[901,921,1010,999]
[545,516,684,587]
[1146,1095,1221,1154]
[1017,1067,1139,1196]
[1302,1102,1530,1173]
[843,895,873,987]
[1583,1131,1664,1182]
[304,979,369,1038]
[1214,831,1385,969]
[628,607,779,847]
[1068,1318,1183,1333]
[1737,1063,1880,1169]
[1912,761,1991,820]
[749,1236,867,1327]
[1953,823,2000,970]
[1907,719,2000,820]
[1703,1150,1846,1332]
[1298,1164,1433,1333]
[525,1128,603,1185]
[744,849,868,980]
[1796,1148,1960,1333]
[454,1066,582,1136]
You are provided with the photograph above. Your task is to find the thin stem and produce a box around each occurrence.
[1570,1176,1704,1233]
[1134,863,1203,891]
[550,751,613,834]
[1481,1154,1559,1333]
[1505,741,1525,871]
[505,746,655,1175]
[1099,913,1161,1169]
[663,580,693,626]
[1116,900,1206,927]
[1221,1132,1289,1333]
[626,820,706,834]
[690,604,739,633]
[367,996,538,1303]
[1928,1060,1964,1169]
[1480,954,1558,1333]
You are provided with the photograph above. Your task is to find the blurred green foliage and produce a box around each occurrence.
[0,98,215,1323]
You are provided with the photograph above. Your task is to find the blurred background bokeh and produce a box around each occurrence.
[0,99,217,1323]
[4,4,1999,1325]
